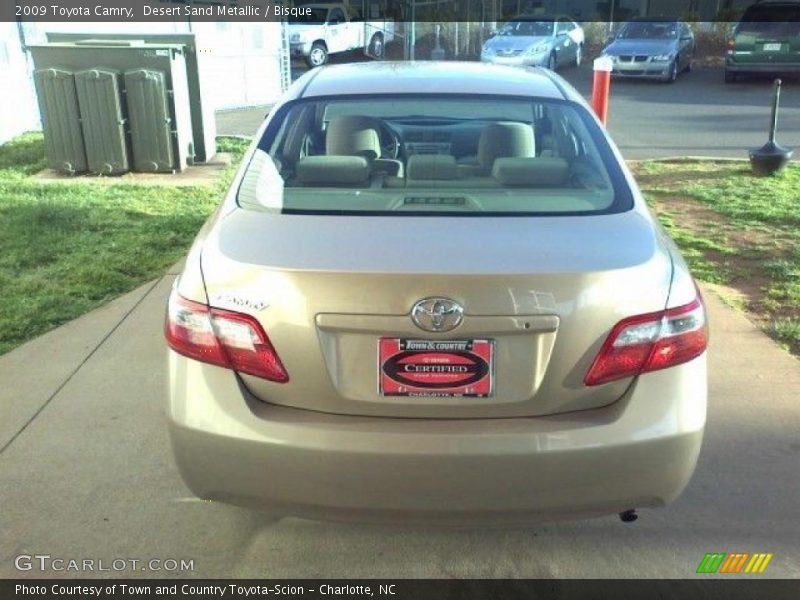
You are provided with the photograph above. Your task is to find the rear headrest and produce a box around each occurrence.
[407,155,459,180]
[295,156,370,186]
[326,115,382,160]
[478,122,535,168]
[492,157,569,187]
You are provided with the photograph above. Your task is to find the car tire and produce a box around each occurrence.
[548,52,557,71]
[724,70,738,84]
[369,33,385,59]
[306,42,328,68]
[684,55,693,73]
[574,44,583,68]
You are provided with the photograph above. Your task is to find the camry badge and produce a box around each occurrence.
[410,298,464,333]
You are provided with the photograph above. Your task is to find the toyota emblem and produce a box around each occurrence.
[410,298,464,332]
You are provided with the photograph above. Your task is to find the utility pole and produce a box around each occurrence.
[608,0,616,34]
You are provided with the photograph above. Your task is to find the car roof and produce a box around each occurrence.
[626,17,681,23]
[742,0,800,11]
[292,62,570,101]
[508,14,557,21]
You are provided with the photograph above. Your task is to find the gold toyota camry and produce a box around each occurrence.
[165,62,707,524]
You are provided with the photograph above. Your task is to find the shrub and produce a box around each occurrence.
[582,21,611,60]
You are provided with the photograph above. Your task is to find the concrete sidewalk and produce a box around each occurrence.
[1,280,798,578]
[216,106,272,137]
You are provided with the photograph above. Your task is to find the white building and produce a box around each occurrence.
[0,23,40,144]
[0,21,286,144]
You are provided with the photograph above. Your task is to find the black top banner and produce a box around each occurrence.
[3,579,800,600]
[2,0,777,23]
[8,0,293,22]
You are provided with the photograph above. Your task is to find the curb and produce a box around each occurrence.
[627,156,752,163]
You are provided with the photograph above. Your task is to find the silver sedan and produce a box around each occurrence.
[481,16,585,70]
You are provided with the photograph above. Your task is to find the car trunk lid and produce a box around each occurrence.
[199,209,673,418]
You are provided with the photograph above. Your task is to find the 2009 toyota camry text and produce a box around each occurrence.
[165,62,707,525]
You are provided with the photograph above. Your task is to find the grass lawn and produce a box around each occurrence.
[633,160,800,356]
[2,135,798,360]
[0,133,249,355]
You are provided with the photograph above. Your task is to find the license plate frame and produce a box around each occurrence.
[378,339,494,398]
[763,43,783,52]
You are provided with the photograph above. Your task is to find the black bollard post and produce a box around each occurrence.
[769,78,781,144]
[749,79,794,176]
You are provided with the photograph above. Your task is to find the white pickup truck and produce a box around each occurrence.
[288,1,395,67]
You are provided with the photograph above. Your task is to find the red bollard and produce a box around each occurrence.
[591,56,613,126]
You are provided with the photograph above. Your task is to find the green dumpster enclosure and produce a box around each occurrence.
[46,32,218,165]
[30,35,215,176]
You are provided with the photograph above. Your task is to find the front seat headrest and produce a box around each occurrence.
[326,115,383,161]
[478,122,536,169]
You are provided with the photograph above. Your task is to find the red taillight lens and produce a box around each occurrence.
[584,294,707,386]
[726,39,735,52]
[165,287,289,383]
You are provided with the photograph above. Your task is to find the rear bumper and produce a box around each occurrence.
[167,350,706,524]
[726,59,800,73]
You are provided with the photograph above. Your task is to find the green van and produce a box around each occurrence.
[725,1,800,82]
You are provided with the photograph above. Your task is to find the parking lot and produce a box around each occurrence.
[3,59,800,580]
[219,62,800,160]
[569,64,800,159]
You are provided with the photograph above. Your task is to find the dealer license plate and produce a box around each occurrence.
[379,339,494,398]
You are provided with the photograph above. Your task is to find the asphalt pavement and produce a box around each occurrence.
[216,63,800,160]
[1,276,798,578]
[569,64,800,159]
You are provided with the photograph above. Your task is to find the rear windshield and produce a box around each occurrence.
[738,6,800,35]
[618,22,679,39]
[242,95,632,216]
[498,20,555,37]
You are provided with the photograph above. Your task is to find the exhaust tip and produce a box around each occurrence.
[619,509,638,523]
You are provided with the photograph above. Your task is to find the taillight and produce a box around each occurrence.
[584,293,707,386]
[726,39,735,54]
[165,286,289,383]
